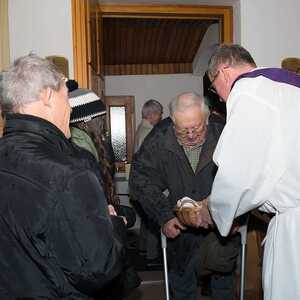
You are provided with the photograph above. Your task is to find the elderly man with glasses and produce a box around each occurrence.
[129,92,238,300]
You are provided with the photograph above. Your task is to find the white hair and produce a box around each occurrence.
[169,92,210,120]
[0,53,64,115]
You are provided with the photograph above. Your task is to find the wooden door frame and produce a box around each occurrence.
[71,0,89,88]
[71,3,233,88]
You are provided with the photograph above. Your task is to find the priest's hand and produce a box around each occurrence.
[195,198,214,229]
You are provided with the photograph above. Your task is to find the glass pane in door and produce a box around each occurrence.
[110,106,127,161]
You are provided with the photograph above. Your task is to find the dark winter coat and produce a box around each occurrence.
[129,116,224,272]
[0,114,126,299]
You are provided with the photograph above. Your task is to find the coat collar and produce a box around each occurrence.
[195,124,218,173]
[4,113,72,151]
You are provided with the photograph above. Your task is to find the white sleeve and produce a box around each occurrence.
[209,93,284,236]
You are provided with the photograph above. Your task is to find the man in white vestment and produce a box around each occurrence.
[195,44,300,300]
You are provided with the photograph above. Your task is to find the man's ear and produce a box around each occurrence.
[40,88,52,108]
[222,66,231,84]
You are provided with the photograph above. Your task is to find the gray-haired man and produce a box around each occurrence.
[134,99,163,152]
[0,54,126,299]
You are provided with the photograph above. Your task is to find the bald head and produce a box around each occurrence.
[169,92,210,120]
[170,92,210,147]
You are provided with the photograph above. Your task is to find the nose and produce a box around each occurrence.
[187,130,195,138]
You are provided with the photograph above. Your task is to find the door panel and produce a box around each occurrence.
[105,96,135,171]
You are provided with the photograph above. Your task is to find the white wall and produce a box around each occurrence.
[8,0,74,77]
[240,0,300,67]
[7,0,300,114]
[105,74,203,126]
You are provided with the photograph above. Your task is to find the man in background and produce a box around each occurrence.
[134,99,163,152]
[133,98,163,263]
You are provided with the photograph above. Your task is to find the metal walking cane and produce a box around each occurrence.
[238,215,249,300]
[161,230,170,300]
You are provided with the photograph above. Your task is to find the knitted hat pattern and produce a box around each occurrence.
[68,88,106,124]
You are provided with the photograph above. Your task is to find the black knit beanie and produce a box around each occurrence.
[68,88,106,124]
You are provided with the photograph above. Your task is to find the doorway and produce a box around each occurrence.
[71,2,233,89]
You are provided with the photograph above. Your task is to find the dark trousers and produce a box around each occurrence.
[168,253,235,300]
[132,200,160,260]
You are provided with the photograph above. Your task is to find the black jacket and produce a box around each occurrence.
[0,114,126,299]
[129,116,224,226]
[129,116,224,271]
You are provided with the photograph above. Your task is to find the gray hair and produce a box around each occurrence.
[207,44,256,78]
[0,53,64,115]
[142,99,163,118]
[169,92,210,120]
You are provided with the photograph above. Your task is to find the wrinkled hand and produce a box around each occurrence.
[162,217,186,239]
[195,199,213,229]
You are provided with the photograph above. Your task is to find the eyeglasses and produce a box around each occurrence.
[208,70,220,94]
[175,125,206,138]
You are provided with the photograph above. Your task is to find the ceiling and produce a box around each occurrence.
[102,17,216,75]
[99,0,236,75]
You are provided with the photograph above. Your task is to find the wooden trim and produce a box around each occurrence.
[99,4,232,16]
[221,7,233,43]
[96,9,100,75]
[104,63,192,75]
[71,0,89,88]
[86,1,91,68]
[97,10,104,77]
[102,14,224,20]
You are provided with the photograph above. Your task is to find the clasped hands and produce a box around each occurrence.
[193,198,240,235]
[163,198,213,239]
[163,197,241,239]
[194,198,214,228]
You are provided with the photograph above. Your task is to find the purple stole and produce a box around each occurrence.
[231,68,300,90]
